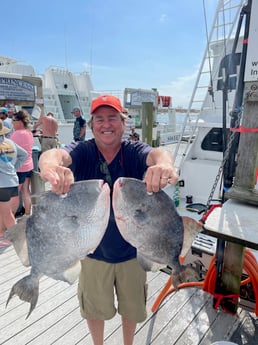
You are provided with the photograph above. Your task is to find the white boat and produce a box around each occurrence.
[168,0,249,204]
[0,56,96,144]
[162,0,258,321]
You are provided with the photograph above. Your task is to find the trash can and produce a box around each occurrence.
[31,171,45,206]
[32,146,41,172]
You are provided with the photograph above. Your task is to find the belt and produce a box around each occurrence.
[42,136,57,139]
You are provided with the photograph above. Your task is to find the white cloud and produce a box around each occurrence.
[159,14,168,23]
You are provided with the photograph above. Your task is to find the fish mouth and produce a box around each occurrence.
[113,178,125,199]
[96,179,110,191]
[116,177,125,187]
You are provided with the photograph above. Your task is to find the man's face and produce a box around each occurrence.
[92,106,125,146]
[72,110,81,118]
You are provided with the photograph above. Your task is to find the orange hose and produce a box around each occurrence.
[152,249,258,315]
[243,258,258,315]
[203,251,258,315]
[241,276,251,285]
[242,249,258,315]
[244,249,257,267]
[202,256,216,293]
[151,279,203,313]
[206,266,217,294]
[151,276,173,313]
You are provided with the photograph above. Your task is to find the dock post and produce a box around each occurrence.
[30,171,45,207]
[142,102,154,146]
[216,81,258,313]
[225,82,258,205]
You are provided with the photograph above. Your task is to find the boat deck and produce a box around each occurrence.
[1,244,257,345]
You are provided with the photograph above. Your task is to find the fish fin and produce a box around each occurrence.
[54,261,81,284]
[179,255,185,264]
[137,252,166,272]
[181,217,203,258]
[6,274,39,319]
[6,217,30,266]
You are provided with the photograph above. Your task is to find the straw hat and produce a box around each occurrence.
[0,119,10,136]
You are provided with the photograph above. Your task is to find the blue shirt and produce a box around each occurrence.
[67,139,152,263]
[73,116,86,141]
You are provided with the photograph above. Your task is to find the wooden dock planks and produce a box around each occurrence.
[0,245,253,345]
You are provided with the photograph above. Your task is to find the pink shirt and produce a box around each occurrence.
[10,129,34,172]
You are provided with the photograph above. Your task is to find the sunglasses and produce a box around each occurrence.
[99,161,112,187]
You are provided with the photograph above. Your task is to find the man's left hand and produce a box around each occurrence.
[144,165,178,193]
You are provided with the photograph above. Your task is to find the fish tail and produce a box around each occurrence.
[171,265,200,289]
[181,217,203,258]
[6,275,39,319]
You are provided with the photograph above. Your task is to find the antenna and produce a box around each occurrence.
[64,22,68,70]
[89,20,94,75]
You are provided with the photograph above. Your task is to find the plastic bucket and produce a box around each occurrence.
[211,340,237,345]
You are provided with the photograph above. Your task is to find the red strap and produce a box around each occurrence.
[213,293,240,314]
[201,203,221,223]
[230,125,258,133]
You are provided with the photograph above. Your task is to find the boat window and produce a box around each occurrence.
[217,53,241,91]
[201,127,228,152]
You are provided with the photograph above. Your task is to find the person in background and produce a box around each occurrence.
[0,107,13,138]
[32,112,59,152]
[129,132,140,142]
[122,108,135,140]
[39,94,178,345]
[0,119,27,247]
[10,110,34,216]
[71,107,86,142]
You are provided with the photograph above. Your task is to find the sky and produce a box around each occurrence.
[2,0,219,108]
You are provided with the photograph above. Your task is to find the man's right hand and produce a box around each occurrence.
[39,149,74,195]
[40,165,74,195]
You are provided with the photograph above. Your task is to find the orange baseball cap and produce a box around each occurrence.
[91,94,123,114]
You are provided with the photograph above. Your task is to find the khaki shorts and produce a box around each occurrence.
[77,257,147,322]
[41,137,57,152]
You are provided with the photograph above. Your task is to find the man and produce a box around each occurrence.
[71,107,86,142]
[129,132,140,142]
[32,112,59,152]
[0,107,13,137]
[122,108,135,140]
[39,94,177,345]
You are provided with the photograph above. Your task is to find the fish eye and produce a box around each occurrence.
[134,209,145,221]
[67,215,78,223]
